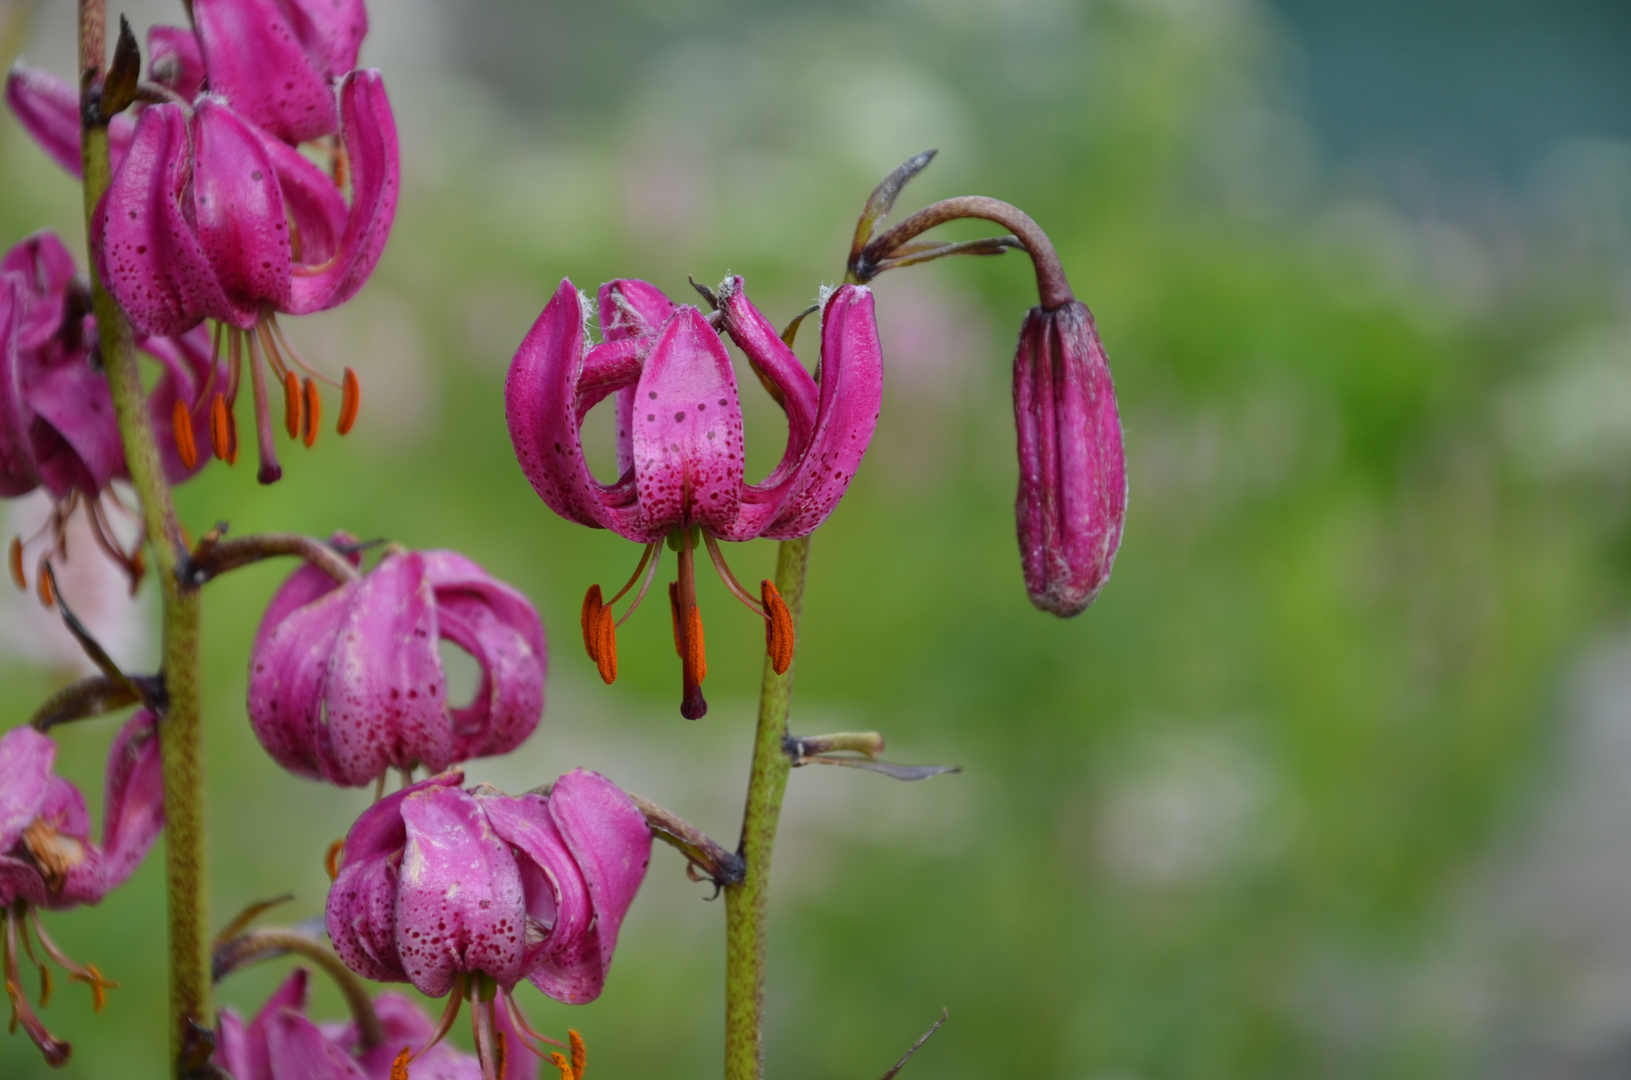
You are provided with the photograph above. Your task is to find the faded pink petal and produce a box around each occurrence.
[0,726,55,850]
[546,769,651,995]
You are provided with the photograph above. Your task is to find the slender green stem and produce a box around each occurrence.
[724,536,811,1080]
[78,1,211,1071]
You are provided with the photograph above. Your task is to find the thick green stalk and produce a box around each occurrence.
[78,2,212,1071]
[724,536,811,1080]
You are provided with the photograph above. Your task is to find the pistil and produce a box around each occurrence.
[670,527,708,720]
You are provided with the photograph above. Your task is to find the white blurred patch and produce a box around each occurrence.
[1497,323,1631,479]
[1095,728,1284,887]
[0,490,154,677]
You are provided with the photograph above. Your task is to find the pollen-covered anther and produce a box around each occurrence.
[34,559,54,608]
[325,838,345,881]
[569,1029,585,1079]
[8,537,24,590]
[338,367,360,435]
[761,580,794,675]
[173,399,198,470]
[551,1051,574,1080]
[210,394,233,463]
[282,370,302,440]
[579,585,618,684]
[302,377,321,447]
[390,1046,411,1080]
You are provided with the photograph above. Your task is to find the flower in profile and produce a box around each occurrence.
[216,966,539,1080]
[1013,299,1125,616]
[0,714,165,1066]
[249,547,547,788]
[92,68,398,484]
[1,231,220,597]
[326,768,649,1079]
[506,275,882,718]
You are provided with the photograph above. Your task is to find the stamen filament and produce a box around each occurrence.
[268,315,341,387]
[499,988,568,1052]
[189,321,225,419]
[255,319,291,384]
[226,327,244,406]
[413,972,465,1063]
[471,997,500,1080]
[701,534,768,618]
[613,541,664,628]
[5,912,69,1067]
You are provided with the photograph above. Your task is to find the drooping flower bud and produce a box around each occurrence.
[248,548,547,788]
[0,715,164,1066]
[1013,300,1126,616]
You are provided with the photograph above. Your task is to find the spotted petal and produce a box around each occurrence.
[193,96,295,316]
[195,0,340,144]
[545,768,651,996]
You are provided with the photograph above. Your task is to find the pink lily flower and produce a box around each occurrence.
[1013,300,1126,616]
[506,276,882,718]
[1,231,221,596]
[216,967,539,1080]
[249,547,547,789]
[92,68,398,484]
[0,715,165,1066]
[326,768,649,1080]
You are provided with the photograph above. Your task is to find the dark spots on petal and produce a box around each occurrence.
[649,391,658,399]
[252,170,263,181]
[647,413,656,422]
[674,411,685,422]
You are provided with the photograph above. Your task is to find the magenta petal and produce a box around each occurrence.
[96,103,236,336]
[97,710,164,892]
[216,1010,257,1080]
[4,62,136,179]
[147,26,205,100]
[0,278,40,498]
[436,598,544,761]
[0,726,55,851]
[3,230,81,351]
[261,134,349,265]
[421,551,547,667]
[396,786,526,996]
[195,0,340,144]
[265,1010,370,1080]
[631,307,746,534]
[597,279,676,342]
[546,769,651,996]
[287,70,399,315]
[478,792,596,1002]
[249,579,356,780]
[27,357,126,497]
[758,284,883,540]
[192,98,294,312]
[242,968,311,1080]
[285,0,369,77]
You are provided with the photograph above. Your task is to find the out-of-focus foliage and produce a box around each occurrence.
[3,0,1629,1078]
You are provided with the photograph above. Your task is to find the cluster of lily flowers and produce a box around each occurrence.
[0,0,1128,1075]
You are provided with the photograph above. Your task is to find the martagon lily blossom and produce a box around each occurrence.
[0,716,165,1066]
[93,67,399,484]
[326,768,650,1080]
[249,546,547,789]
[506,275,882,718]
[2,230,221,597]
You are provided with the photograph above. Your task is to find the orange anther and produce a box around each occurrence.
[325,838,345,881]
[761,580,795,675]
[172,399,198,470]
[8,537,24,591]
[581,584,603,656]
[35,562,54,608]
[687,607,706,682]
[282,370,302,440]
[569,1029,585,1079]
[338,367,360,435]
[494,1029,508,1080]
[579,585,617,683]
[303,378,321,447]
[551,1052,574,1080]
[390,1046,411,1080]
[210,394,232,462]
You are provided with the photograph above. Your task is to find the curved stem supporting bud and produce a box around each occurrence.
[626,793,745,891]
[180,531,364,587]
[211,928,385,1052]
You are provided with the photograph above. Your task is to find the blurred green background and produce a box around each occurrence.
[4,0,1631,1076]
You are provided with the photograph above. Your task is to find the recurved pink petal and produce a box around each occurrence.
[4,62,136,179]
[216,1009,257,1080]
[287,70,399,315]
[195,0,339,145]
[0,277,40,498]
[32,773,103,908]
[193,98,294,314]
[95,103,236,336]
[509,282,645,536]
[631,306,745,534]
[478,792,595,1001]
[437,598,544,761]
[27,356,126,498]
[261,134,349,265]
[322,552,450,785]
[597,279,676,342]
[396,786,526,996]
[240,968,311,1080]
[285,0,369,78]
[264,1009,370,1080]
[2,230,81,351]
[0,726,55,851]
[97,709,164,893]
[421,550,547,665]
[147,26,205,100]
[546,769,650,995]
[249,579,355,780]
[759,285,882,540]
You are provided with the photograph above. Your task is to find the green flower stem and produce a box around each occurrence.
[724,535,811,1080]
[78,2,212,1070]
